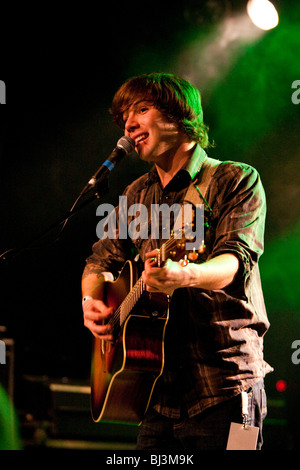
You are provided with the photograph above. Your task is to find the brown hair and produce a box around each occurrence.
[110,72,212,148]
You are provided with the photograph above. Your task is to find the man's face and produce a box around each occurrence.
[123,101,182,164]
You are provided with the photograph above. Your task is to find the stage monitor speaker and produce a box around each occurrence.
[48,380,139,447]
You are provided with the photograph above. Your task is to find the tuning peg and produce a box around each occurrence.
[198,241,206,253]
[188,248,199,261]
[180,255,189,267]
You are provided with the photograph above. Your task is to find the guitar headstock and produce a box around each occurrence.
[151,202,206,267]
[159,230,205,266]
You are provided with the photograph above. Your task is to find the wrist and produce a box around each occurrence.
[182,262,203,288]
[82,295,94,306]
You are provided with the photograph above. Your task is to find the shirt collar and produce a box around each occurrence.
[144,144,207,187]
[181,144,207,180]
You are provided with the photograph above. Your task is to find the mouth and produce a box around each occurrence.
[134,133,149,146]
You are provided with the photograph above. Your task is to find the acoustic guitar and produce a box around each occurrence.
[90,223,201,424]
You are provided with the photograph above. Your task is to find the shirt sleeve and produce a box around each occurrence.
[85,186,136,278]
[206,161,266,300]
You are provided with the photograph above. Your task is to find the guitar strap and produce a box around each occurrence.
[183,155,221,209]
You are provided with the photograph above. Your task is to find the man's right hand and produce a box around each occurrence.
[83,298,114,340]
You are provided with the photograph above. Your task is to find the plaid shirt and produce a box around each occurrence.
[86,145,273,419]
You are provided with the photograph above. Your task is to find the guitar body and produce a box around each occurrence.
[90,215,200,424]
[91,260,169,424]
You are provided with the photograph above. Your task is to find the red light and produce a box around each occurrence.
[276,380,287,392]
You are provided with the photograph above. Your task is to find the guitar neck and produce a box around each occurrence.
[108,227,191,336]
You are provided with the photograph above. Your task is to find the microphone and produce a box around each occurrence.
[87,136,135,189]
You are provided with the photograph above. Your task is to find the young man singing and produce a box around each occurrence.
[82,73,272,450]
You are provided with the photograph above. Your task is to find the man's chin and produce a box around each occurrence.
[137,149,152,162]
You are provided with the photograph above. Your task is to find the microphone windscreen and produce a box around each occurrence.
[116,136,135,154]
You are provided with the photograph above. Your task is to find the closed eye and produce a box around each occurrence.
[139,105,151,114]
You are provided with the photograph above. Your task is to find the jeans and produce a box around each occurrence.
[136,380,267,451]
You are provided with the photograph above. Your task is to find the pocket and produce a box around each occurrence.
[246,380,267,426]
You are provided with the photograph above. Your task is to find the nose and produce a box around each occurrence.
[125,111,139,135]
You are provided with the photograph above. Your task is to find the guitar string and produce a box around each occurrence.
[108,236,179,331]
[107,216,196,332]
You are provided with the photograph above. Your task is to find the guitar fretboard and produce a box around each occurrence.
[108,226,192,334]
[110,276,146,332]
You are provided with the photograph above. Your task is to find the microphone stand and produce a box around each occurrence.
[0,172,110,266]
